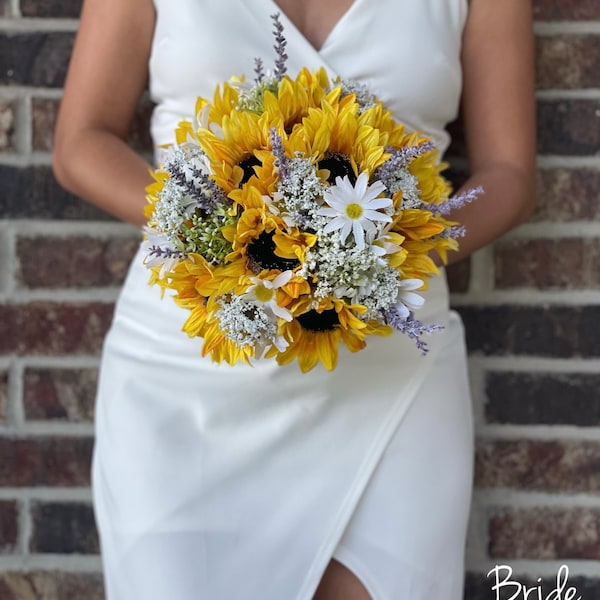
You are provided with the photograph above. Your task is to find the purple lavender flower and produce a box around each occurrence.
[382,307,444,355]
[423,186,484,216]
[271,13,288,80]
[147,245,187,260]
[439,225,467,239]
[254,57,265,84]
[269,127,289,178]
[375,142,435,183]
[166,162,228,213]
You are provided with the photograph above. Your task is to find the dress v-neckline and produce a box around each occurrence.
[267,0,361,53]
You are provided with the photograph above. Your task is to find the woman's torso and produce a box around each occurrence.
[148,0,468,155]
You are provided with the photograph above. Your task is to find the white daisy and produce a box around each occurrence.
[395,278,426,319]
[242,270,294,321]
[317,172,392,250]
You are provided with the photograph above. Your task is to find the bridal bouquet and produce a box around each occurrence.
[143,14,479,372]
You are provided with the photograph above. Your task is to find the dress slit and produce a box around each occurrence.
[297,346,441,599]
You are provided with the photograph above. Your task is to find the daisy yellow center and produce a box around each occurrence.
[345,203,363,220]
[255,284,274,303]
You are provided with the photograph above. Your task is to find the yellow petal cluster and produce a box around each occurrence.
[145,66,464,372]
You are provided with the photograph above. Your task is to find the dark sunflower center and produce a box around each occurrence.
[239,155,262,185]
[296,309,340,332]
[247,231,300,272]
[318,154,356,185]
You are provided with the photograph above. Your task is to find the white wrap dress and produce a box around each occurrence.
[92,1,474,598]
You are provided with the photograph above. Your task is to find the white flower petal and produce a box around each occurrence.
[340,220,353,244]
[399,291,425,311]
[361,219,377,237]
[272,270,293,288]
[370,244,387,257]
[398,278,424,291]
[366,197,393,210]
[352,221,365,250]
[317,206,340,217]
[353,172,369,196]
[273,335,289,352]
[361,183,388,203]
[362,209,392,223]
[323,216,346,234]
[394,302,410,320]
[270,302,293,322]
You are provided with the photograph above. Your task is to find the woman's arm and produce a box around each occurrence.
[52,0,156,227]
[444,0,537,264]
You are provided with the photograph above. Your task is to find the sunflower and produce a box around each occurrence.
[269,296,391,372]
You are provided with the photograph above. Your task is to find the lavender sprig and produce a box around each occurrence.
[147,245,187,260]
[439,225,467,239]
[254,57,265,84]
[422,186,483,216]
[376,142,435,182]
[383,308,443,355]
[166,162,228,213]
[271,13,288,80]
[269,127,289,178]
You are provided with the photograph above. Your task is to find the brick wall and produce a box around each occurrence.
[0,1,598,598]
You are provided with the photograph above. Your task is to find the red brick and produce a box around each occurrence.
[24,368,97,422]
[494,238,600,289]
[0,33,74,87]
[0,571,104,600]
[30,502,99,554]
[533,168,600,222]
[0,302,114,356]
[0,437,92,486]
[458,305,600,357]
[16,236,139,289]
[0,165,113,221]
[20,0,83,18]
[485,371,600,426]
[0,370,7,425]
[476,439,600,493]
[489,507,600,559]
[537,35,600,89]
[533,0,600,20]
[537,99,600,156]
[0,500,18,553]
[31,98,57,153]
[0,101,14,151]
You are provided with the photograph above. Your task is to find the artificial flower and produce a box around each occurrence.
[142,14,479,371]
[317,173,392,250]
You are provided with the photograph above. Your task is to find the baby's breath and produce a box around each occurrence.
[153,179,197,232]
[300,232,380,300]
[384,166,422,210]
[216,294,279,349]
[276,156,328,226]
[338,79,378,113]
[358,266,402,321]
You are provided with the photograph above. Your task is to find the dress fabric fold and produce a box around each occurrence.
[93,1,474,598]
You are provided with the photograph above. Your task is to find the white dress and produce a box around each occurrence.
[92,1,474,599]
